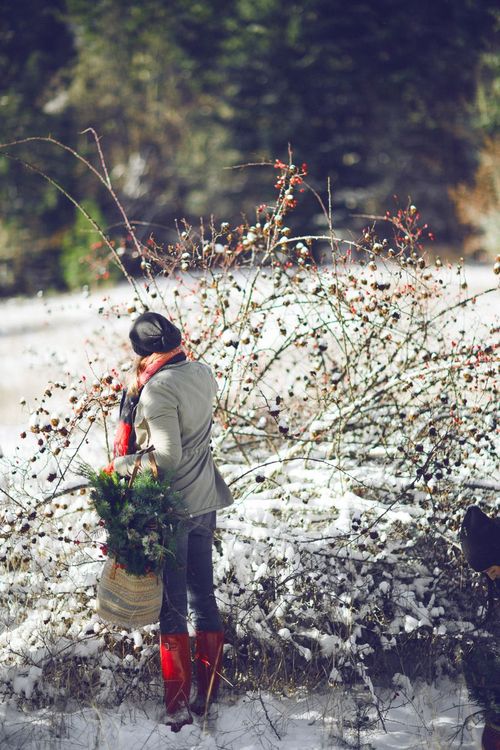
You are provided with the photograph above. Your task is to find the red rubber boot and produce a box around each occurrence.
[159,633,193,732]
[191,630,224,716]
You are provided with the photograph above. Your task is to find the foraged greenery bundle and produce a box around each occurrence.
[82,466,186,576]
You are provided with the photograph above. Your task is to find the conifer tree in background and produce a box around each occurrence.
[0,0,75,294]
[0,0,498,295]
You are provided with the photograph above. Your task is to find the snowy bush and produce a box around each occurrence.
[0,142,498,714]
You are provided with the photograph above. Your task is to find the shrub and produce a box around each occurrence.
[0,138,498,717]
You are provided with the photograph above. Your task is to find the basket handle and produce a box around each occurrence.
[128,446,158,486]
[148,450,159,479]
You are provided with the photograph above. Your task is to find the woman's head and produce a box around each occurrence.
[129,312,182,356]
[460,505,500,577]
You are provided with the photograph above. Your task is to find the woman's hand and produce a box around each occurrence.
[102,462,115,476]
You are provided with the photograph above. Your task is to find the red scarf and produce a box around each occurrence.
[113,346,185,458]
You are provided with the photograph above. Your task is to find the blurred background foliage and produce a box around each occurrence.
[0,0,498,295]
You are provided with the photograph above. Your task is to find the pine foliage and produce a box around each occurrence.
[81,466,186,576]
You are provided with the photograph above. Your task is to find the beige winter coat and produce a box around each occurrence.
[114,360,233,517]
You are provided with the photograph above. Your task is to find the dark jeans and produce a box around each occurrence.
[159,510,223,634]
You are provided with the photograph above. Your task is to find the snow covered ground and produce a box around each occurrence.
[0,681,486,749]
[0,265,498,749]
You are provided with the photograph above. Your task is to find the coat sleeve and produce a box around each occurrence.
[114,380,182,478]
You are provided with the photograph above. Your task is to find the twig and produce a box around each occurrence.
[258,691,282,741]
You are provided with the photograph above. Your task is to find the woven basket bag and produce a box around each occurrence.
[97,558,163,628]
[96,451,164,628]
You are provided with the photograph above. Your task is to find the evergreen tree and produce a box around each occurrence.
[0,0,498,294]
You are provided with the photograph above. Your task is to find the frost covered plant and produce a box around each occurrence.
[0,135,498,711]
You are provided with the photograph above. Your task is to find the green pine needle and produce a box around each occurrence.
[80,464,187,576]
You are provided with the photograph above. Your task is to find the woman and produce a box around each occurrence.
[460,505,500,750]
[108,311,233,731]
